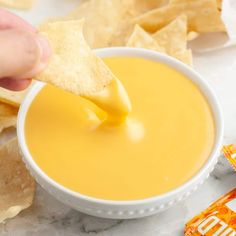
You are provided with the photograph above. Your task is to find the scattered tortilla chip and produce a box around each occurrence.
[151,14,193,65]
[67,0,132,48]
[0,102,18,117]
[109,20,135,47]
[0,138,35,223]
[35,20,115,96]
[135,0,225,33]
[127,13,193,66]
[0,0,34,9]
[152,14,187,54]
[0,87,29,108]
[0,116,16,134]
[0,127,16,147]
[127,24,166,53]
[130,0,169,16]
[0,103,17,134]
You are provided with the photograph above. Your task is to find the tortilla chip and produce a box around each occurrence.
[0,102,18,117]
[152,14,187,54]
[135,0,225,33]
[67,0,132,48]
[127,24,166,53]
[109,21,135,47]
[35,20,115,96]
[0,103,17,134]
[0,127,16,147]
[0,87,29,108]
[173,49,193,66]
[0,116,16,134]
[130,0,169,15]
[0,0,34,9]
[0,138,35,223]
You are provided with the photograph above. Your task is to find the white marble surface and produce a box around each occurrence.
[1,1,236,235]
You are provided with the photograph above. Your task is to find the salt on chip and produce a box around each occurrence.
[0,138,35,223]
[0,87,29,107]
[127,24,166,53]
[135,0,225,33]
[0,0,34,9]
[35,20,115,96]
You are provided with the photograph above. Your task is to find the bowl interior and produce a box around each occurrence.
[17,47,224,205]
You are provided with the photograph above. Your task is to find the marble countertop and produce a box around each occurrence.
[1,1,236,235]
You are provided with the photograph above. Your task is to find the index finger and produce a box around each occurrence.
[0,8,36,32]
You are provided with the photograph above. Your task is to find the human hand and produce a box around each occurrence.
[0,9,51,91]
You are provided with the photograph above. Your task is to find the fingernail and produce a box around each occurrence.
[18,35,52,79]
[36,35,52,63]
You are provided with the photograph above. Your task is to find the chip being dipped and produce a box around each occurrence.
[0,138,35,223]
[0,0,34,9]
[35,20,115,96]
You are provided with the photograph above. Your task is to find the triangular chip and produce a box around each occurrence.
[152,15,192,65]
[127,23,192,65]
[35,20,115,96]
[0,138,35,223]
[152,14,187,54]
[127,24,166,53]
[135,0,225,33]
[0,87,29,107]
[0,0,34,9]
[67,0,133,48]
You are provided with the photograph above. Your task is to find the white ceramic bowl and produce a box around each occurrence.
[17,47,224,219]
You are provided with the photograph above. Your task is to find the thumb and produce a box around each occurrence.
[0,28,50,79]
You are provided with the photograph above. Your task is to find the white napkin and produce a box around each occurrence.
[189,0,236,52]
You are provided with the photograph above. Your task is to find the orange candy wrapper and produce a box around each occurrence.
[185,188,236,235]
[222,144,236,171]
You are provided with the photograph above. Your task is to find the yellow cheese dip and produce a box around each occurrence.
[25,57,215,201]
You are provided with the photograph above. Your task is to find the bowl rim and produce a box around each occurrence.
[17,47,224,206]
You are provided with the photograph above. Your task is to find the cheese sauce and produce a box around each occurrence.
[25,57,215,200]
